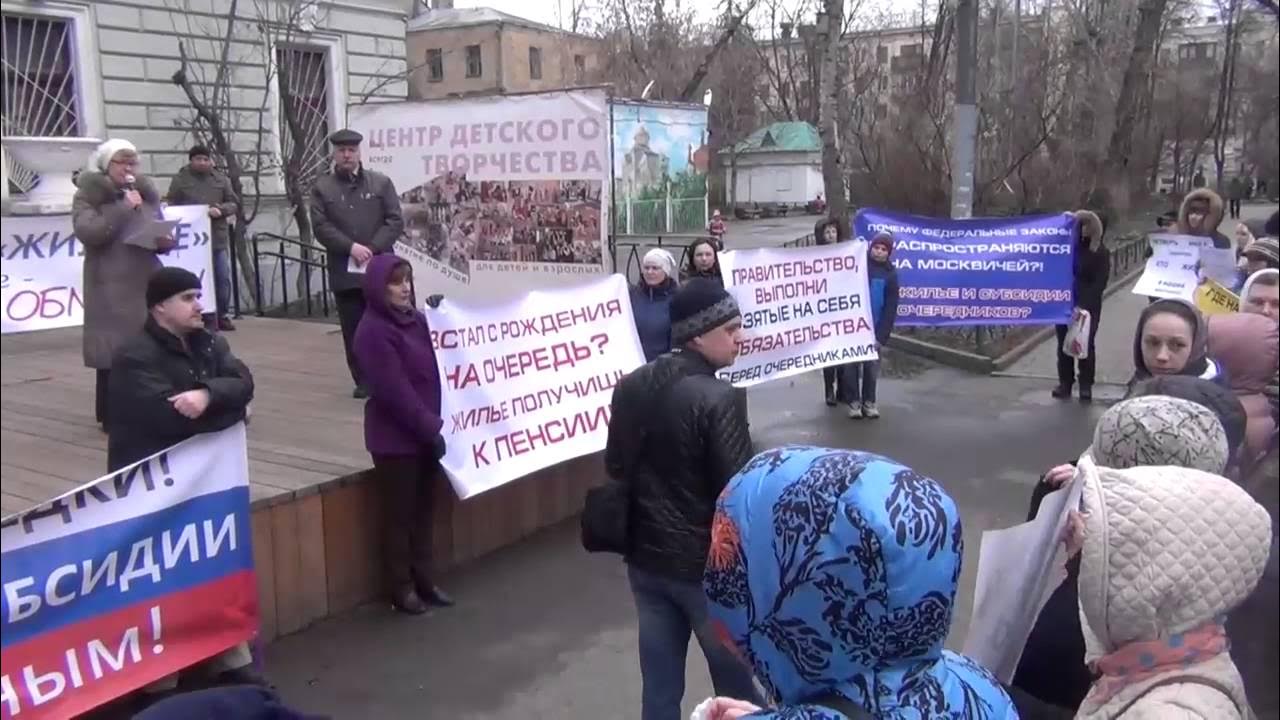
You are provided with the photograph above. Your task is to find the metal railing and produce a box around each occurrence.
[249,232,331,319]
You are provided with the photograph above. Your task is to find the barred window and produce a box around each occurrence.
[2,12,81,193]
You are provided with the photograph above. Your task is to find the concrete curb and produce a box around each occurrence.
[888,265,1146,375]
[886,335,994,374]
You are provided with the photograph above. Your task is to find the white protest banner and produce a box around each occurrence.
[349,89,611,302]
[2,206,216,334]
[1132,233,1212,301]
[1,424,256,719]
[962,456,1088,682]
[717,242,878,387]
[427,274,645,498]
[0,215,82,333]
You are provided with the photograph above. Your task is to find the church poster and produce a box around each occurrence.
[610,100,710,238]
[349,89,611,302]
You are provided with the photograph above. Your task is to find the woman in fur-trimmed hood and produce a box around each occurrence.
[1176,188,1233,250]
[1053,210,1111,401]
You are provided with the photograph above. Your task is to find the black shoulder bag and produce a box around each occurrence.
[580,369,682,555]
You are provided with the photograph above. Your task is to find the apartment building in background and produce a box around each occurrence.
[405,3,602,100]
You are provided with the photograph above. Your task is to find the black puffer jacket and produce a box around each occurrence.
[605,349,752,582]
[107,318,254,471]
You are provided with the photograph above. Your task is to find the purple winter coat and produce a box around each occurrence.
[352,254,443,458]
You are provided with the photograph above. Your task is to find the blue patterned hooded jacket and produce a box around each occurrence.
[703,446,1017,719]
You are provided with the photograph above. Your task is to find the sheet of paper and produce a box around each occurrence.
[1132,234,1204,301]
[122,217,180,251]
[961,464,1087,683]
[347,255,368,274]
[1197,247,1238,289]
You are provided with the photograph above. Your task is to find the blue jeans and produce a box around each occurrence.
[845,360,879,403]
[212,247,233,317]
[628,564,761,720]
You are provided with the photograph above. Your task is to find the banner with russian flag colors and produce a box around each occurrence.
[0,424,256,719]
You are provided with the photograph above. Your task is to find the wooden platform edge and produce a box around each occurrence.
[251,451,605,643]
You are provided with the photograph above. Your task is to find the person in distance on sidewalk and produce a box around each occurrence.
[352,254,452,615]
[847,231,899,419]
[1052,210,1110,403]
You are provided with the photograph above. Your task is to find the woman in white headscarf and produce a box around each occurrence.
[73,139,173,430]
[630,248,679,362]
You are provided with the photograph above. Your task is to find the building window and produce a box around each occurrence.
[426,48,443,82]
[574,54,586,82]
[2,12,81,193]
[900,43,921,57]
[875,45,888,63]
[528,46,542,80]
[465,44,482,78]
[275,44,332,190]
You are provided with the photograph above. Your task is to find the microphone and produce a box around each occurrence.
[124,174,140,209]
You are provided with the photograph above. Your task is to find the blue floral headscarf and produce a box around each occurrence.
[704,446,1016,719]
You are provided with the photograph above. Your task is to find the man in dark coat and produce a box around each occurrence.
[309,128,404,398]
[106,266,260,692]
[108,267,254,472]
[166,144,240,330]
[1227,175,1246,219]
[1053,210,1111,402]
[605,278,762,720]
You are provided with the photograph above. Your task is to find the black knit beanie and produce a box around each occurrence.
[146,266,202,307]
[670,278,740,345]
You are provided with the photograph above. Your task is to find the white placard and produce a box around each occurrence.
[716,242,879,387]
[427,273,645,499]
[2,206,216,334]
[1132,233,1214,301]
[962,457,1089,682]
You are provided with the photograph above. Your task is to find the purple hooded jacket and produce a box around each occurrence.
[352,254,443,458]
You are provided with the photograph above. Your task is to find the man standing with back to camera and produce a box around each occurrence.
[605,278,763,720]
[310,128,404,398]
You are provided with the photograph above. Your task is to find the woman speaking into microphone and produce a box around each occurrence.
[73,139,174,431]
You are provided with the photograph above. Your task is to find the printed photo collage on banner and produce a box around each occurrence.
[350,89,612,299]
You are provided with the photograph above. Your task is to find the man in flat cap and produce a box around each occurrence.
[310,128,404,398]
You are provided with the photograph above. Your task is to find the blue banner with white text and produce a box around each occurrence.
[853,208,1076,326]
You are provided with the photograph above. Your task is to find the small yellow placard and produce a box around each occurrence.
[1194,279,1240,315]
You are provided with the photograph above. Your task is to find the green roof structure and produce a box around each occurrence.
[725,122,821,154]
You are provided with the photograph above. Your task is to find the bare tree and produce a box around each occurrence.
[1101,0,1169,210]
[815,0,849,231]
[168,0,276,310]
[1210,0,1246,188]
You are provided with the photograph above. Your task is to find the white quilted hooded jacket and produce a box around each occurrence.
[1075,464,1272,720]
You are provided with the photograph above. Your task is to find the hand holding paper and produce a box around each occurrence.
[123,218,181,251]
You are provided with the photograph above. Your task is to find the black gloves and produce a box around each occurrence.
[431,434,447,461]
[425,294,444,309]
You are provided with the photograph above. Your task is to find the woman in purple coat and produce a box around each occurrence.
[353,254,453,615]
